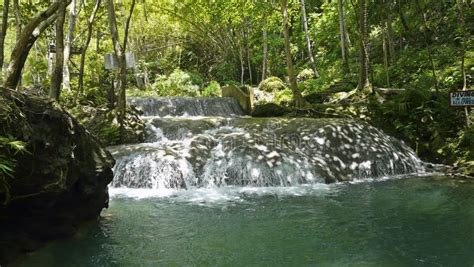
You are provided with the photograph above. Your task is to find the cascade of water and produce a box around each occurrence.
[110,98,425,189]
[128,97,244,117]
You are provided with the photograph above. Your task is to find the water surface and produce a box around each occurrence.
[18,176,474,266]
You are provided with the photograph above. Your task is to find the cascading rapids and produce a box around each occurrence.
[109,97,425,189]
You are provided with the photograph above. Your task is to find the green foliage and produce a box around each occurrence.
[457,126,474,161]
[0,96,27,204]
[376,89,463,162]
[259,76,286,92]
[297,69,316,81]
[275,88,294,105]
[202,81,221,97]
[151,69,203,96]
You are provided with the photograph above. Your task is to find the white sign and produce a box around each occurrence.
[450,90,474,107]
[104,52,136,70]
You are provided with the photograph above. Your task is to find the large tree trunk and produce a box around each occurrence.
[357,0,372,93]
[300,0,319,78]
[0,0,9,80]
[282,0,306,107]
[337,0,350,74]
[4,2,67,90]
[261,28,268,82]
[49,0,67,100]
[78,0,101,95]
[63,0,82,91]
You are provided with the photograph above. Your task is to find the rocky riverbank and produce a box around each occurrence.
[0,90,114,264]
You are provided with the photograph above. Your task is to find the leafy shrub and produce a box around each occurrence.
[259,76,286,92]
[377,88,463,162]
[275,89,293,105]
[152,68,202,96]
[0,139,25,205]
[297,68,315,81]
[201,81,221,97]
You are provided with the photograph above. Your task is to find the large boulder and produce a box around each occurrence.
[0,91,114,264]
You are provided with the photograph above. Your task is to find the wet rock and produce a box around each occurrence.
[0,92,114,264]
[252,103,289,117]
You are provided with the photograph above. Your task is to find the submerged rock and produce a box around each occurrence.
[0,92,114,264]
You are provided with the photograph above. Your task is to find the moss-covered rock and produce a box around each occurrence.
[252,103,289,117]
[0,91,114,264]
[70,105,145,146]
[258,76,286,92]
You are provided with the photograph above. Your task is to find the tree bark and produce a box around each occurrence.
[416,1,438,92]
[385,0,395,64]
[78,0,101,94]
[239,43,244,85]
[0,0,10,79]
[300,0,319,78]
[282,0,306,107]
[337,0,350,74]
[357,0,372,93]
[261,28,268,82]
[4,2,66,89]
[383,31,390,87]
[63,0,82,91]
[456,0,471,127]
[49,0,67,100]
[107,0,135,135]
[12,0,20,37]
[244,17,253,85]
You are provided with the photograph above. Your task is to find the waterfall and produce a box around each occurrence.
[110,97,424,189]
[128,97,244,117]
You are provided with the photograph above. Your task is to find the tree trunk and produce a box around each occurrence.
[49,0,67,100]
[78,0,101,94]
[107,0,125,112]
[142,0,148,22]
[63,0,82,91]
[300,0,319,78]
[244,17,253,85]
[12,0,20,37]
[457,0,471,127]
[4,2,66,89]
[107,0,135,136]
[337,0,350,74]
[416,1,438,92]
[357,0,372,93]
[383,31,390,87]
[282,0,306,107]
[261,28,268,82]
[239,40,244,85]
[385,0,395,64]
[0,0,9,80]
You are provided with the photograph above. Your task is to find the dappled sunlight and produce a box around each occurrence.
[110,97,425,189]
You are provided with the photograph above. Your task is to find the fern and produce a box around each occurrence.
[0,135,27,205]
